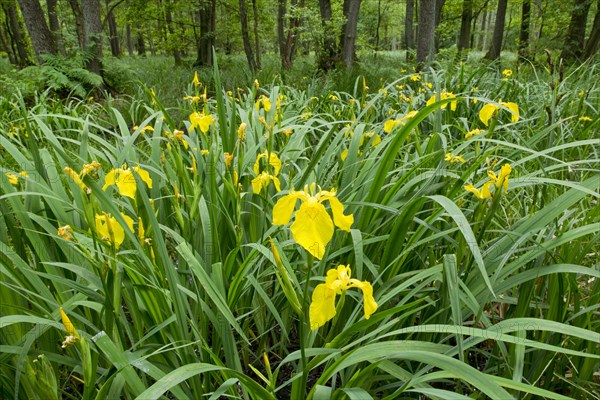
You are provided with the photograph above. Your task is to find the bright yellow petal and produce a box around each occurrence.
[290,201,334,259]
[426,94,436,107]
[133,166,153,189]
[322,195,353,231]
[269,153,281,176]
[501,102,520,123]
[341,149,348,161]
[251,173,267,194]
[272,176,281,192]
[309,283,337,329]
[115,170,137,199]
[272,193,299,225]
[464,184,483,199]
[253,153,265,175]
[482,181,493,199]
[359,281,378,319]
[479,104,499,126]
[199,115,214,133]
[383,119,398,133]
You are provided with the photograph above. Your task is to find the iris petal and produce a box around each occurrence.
[272,193,299,225]
[290,201,333,259]
[479,103,499,126]
[309,283,337,329]
[115,170,137,199]
[321,195,353,231]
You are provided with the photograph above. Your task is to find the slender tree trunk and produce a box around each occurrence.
[239,0,257,71]
[279,0,303,69]
[16,0,57,61]
[251,0,261,68]
[165,0,181,64]
[277,0,286,66]
[374,0,381,52]
[317,0,337,70]
[458,0,473,52]
[67,0,85,49]
[433,0,445,52]
[126,23,134,56]
[195,0,216,66]
[3,2,31,65]
[148,36,156,55]
[561,0,592,61]
[583,3,600,58]
[518,0,530,57]
[105,0,120,57]
[485,0,508,59]
[404,0,415,49]
[47,0,65,55]
[416,0,435,68]
[340,0,361,68]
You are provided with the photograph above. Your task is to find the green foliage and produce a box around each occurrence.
[0,56,599,399]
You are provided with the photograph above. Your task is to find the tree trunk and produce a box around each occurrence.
[81,0,103,75]
[251,0,261,68]
[3,1,31,65]
[404,0,414,49]
[583,3,600,58]
[137,32,146,56]
[518,0,530,57]
[433,0,445,52]
[67,0,85,49]
[165,0,182,64]
[126,23,134,56]
[561,0,592,61]
[106,0,120,57]
[277,0,286,66]
[16,0,57,61]
[317,0,337,70]
[279,0,303,69]
[340,0,361,68]
[47,0,65,55]
[485,0,508,60]
[457,0,473,52]
[416,0,435,68]
[195,0,216,66]
[239,0,257,71]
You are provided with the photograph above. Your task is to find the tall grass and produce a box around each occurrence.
[0,56,598,399]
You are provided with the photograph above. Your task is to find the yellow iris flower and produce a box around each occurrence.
[445,152,466,164]
[464,182,493,200]
[488,163,512,193]
[426,91,457,111]
[252,171,281,194]
[255,95,271,112]
[192,71,200,87]
[309,265,377,329]
[95,212,134,249]
[103,166,152,199]
[464,163,512,199]
[272,183,353,259]
[253,151,282,176]
[252,151,282,194]
[190,112,215,134]
[479,101,519,126]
